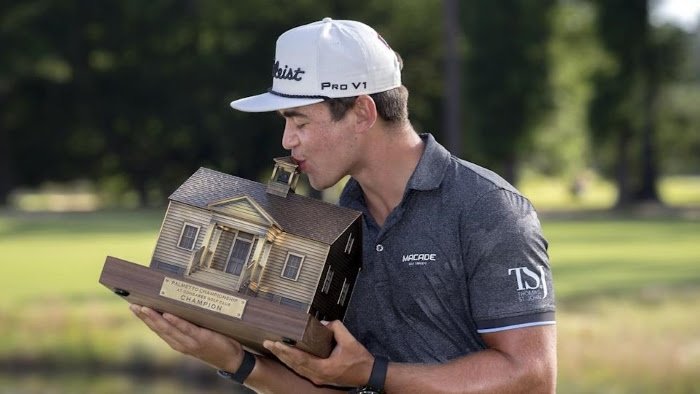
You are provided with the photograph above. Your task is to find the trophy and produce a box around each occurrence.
[99,158,362,357]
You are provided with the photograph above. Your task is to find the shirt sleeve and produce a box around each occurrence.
[462,188,556,334]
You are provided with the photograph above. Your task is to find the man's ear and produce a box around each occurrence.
[352,95,378,132]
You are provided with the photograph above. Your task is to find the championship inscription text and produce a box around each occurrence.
[160,277,247,319]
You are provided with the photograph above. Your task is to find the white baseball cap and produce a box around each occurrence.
[230,17,402,112]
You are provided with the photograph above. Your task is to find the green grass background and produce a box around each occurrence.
[1,195,699,393]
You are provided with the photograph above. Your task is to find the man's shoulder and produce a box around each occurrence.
[439,156,546,235]
[444,156,522,202]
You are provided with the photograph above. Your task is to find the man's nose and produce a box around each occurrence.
[282,120,299,150]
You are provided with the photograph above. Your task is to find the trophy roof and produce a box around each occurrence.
[169,167,361,245]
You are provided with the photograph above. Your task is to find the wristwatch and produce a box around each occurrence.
[217,350,256,384]
[357,355,388,393]
[356,388,382,394]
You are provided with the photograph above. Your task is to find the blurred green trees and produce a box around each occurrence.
[1,0,698,208]
[462,0,555,185]
[589,0,686,207]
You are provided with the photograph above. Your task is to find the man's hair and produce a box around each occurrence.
[325,85,409,124]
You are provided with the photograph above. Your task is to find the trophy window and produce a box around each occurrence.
[337,278,350,306]
[321,268,334,293]
[275,168,291,184]
[281,252,305,281]
[177,222,200,250]
[344,233,355,254]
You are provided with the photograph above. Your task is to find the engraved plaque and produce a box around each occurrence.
[160,277,247,319]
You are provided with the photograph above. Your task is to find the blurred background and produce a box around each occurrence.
[1,0,698,393]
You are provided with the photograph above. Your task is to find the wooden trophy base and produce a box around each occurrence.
[99,256,333,358]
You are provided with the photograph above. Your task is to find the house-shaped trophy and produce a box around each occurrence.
[99,158,363,358]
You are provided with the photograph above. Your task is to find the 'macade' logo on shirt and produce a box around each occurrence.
[272,60,305,81]
[402,253,436,267]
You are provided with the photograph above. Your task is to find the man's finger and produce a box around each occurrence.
[131,305,198,352]
[324,320,354,343]
[162,312,202,338]
[264,340,323,379]
[269,344,321,382]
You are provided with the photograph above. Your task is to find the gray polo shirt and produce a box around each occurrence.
[340,133,555,363]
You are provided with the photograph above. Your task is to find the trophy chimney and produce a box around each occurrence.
[267,157,300,197]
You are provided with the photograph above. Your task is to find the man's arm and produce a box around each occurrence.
[129,305,343,394]
[267,320,557,393]
[383,325,557,393]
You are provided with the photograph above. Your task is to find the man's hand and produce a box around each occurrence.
[129,304,245,373]
[264,320,375,387]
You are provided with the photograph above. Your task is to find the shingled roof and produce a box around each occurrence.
[169,167,362,245]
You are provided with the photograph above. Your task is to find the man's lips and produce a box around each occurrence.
[292,157,306,171]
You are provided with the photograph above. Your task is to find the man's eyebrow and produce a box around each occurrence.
[277,109,308,119]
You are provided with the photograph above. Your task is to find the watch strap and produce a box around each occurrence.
[217,350,256,384]
[365,355,388,392]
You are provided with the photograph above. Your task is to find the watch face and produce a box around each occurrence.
[356,389,380,394]
[217,369,235,379]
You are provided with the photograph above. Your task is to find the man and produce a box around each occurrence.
[131,17,557,393]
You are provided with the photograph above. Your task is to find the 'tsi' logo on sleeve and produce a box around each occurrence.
[508,266,548,301]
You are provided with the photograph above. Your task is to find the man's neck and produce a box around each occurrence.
[351,124,424,227]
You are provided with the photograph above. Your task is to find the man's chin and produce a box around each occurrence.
[309,182,328,192]
[308,177,334,192]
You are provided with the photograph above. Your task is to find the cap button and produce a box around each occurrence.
[322,17,333,23]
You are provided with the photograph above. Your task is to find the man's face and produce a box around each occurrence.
[278,102,358,190]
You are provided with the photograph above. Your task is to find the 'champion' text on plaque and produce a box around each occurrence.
[160,277,246,319]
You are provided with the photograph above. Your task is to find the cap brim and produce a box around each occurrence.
[230,92,324,112]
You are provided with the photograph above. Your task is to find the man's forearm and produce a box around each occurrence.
[256,324,556,393]
[384,348,555,394]
[383,327,557,394]
[247,337,555,394]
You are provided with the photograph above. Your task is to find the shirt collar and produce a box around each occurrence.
[407,133,451,191]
